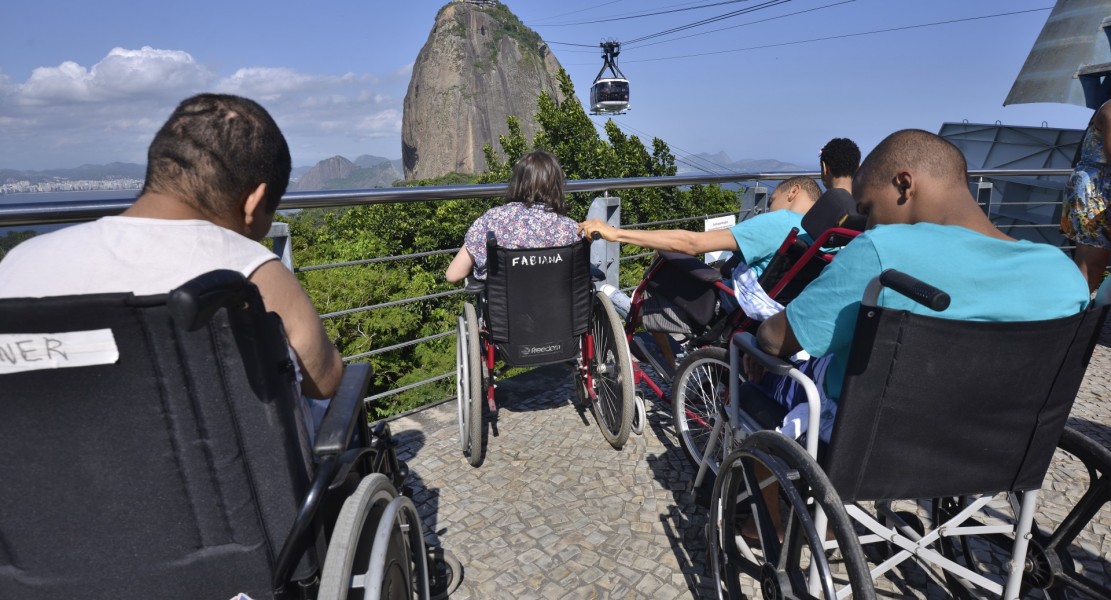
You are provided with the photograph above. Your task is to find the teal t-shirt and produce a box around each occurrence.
[786,223,1090,402]
[729,210,810,278]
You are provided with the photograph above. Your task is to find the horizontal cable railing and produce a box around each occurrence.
[0,169,1074,408]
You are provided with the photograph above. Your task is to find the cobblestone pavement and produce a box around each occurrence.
[390,333,1111,599]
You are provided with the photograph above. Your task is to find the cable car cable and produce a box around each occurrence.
[536,0,754,27]
[529,0,630,25]
[617,7,1052,64]
[626,0,854,50]
[623,0,792,46]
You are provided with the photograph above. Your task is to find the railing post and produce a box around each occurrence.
[974,179,995,217]
[751,185,769,215]
[267,222,294,271]
[587,194,621,288]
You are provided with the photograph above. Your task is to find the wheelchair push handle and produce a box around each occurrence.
[589,231,602,241]
[873,269,951,312]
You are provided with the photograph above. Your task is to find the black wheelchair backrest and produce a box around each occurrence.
[825,303,1108,503]
[483,238,592,366]
[0,270,313,600]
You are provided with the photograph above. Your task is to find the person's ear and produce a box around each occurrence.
[242,183,268,227]
[893,172,912,203]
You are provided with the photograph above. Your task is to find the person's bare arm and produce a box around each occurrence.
[755,310,802,358]
[250,260,344,398]
[445,247,475,283]
[579,218,738,255]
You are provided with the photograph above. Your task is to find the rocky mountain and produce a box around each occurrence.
[290,155,402,192]
[402,1,567,180]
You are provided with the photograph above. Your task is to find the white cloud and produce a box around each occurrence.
[0,47,408,170]
[18,47,212,105]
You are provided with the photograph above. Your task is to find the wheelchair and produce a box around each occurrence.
[621,225,858,481]
[707,269,1111,599]
[455,235,635,467]
[0,270,456,600]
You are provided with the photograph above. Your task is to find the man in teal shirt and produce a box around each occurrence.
[754,129,1090,440]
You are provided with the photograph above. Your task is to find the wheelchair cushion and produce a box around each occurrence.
[641,252,722,335]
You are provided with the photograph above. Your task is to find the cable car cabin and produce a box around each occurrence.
[591,42,629,116]
[590,78,630,115]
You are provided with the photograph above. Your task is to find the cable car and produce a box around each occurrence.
[590,41,629,115]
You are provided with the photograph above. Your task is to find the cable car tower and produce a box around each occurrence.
[590,41,629,115]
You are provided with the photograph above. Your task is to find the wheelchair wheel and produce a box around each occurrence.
[673,346,732,479]
[588,291,635,449]
[319,473,431,599]
[708,431,873,600]
[456,303,484,467]
[934,426,1111,600]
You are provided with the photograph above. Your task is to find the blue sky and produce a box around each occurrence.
[0,0,1094,172]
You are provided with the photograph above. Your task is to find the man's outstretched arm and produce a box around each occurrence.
[579,218,738,256]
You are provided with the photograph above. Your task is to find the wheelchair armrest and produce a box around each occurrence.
[731,332,823,459]
[168,269,252,331]
[313,363,373,457]
[732,332,795,377]
[463,276,486,294]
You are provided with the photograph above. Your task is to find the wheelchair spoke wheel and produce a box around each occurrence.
[708,431,873,600]
[934,426,1111,600]
[673,346,733,480]
[589,291,635,449]
[319,473,430,599]
[456,303,484,467]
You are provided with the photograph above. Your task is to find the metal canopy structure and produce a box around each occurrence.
[939,121,1082,246]
[1005,0,1111,108]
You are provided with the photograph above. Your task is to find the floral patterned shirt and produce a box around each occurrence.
[462,202,581,279]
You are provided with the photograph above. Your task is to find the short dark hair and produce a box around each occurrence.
[855,129,967,190]
[506,150,568,215]
[819,138,861,178]
[779,175,822,201]
[142,94,291,218]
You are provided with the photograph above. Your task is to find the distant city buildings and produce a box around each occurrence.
[0,178,143,194]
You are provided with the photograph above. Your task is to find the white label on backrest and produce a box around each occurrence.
[0,329,119,375]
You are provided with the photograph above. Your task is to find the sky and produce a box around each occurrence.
[0,0,1097,173]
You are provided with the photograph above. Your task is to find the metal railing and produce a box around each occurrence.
[0,168,1074,408]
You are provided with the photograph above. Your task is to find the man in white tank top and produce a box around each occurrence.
[0,94,343,403]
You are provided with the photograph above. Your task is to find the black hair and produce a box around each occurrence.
[141,93,291,217]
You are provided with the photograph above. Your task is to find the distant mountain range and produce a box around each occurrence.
[680,152,807,174]
[2,151,798,191]
[1,155,404,191]
[0,162,147,184]
[289,155,404,191]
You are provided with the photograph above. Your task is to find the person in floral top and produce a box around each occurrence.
[1062,98,1111,293]
[446,150,582,282]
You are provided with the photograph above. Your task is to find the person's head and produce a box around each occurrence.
[819,138,861,188]
[141,93,291,238]
[852,129,970,229]
[767,175,822,213]
[506,150,568,215]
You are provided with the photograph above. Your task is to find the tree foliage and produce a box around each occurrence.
[288,68,740,418]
